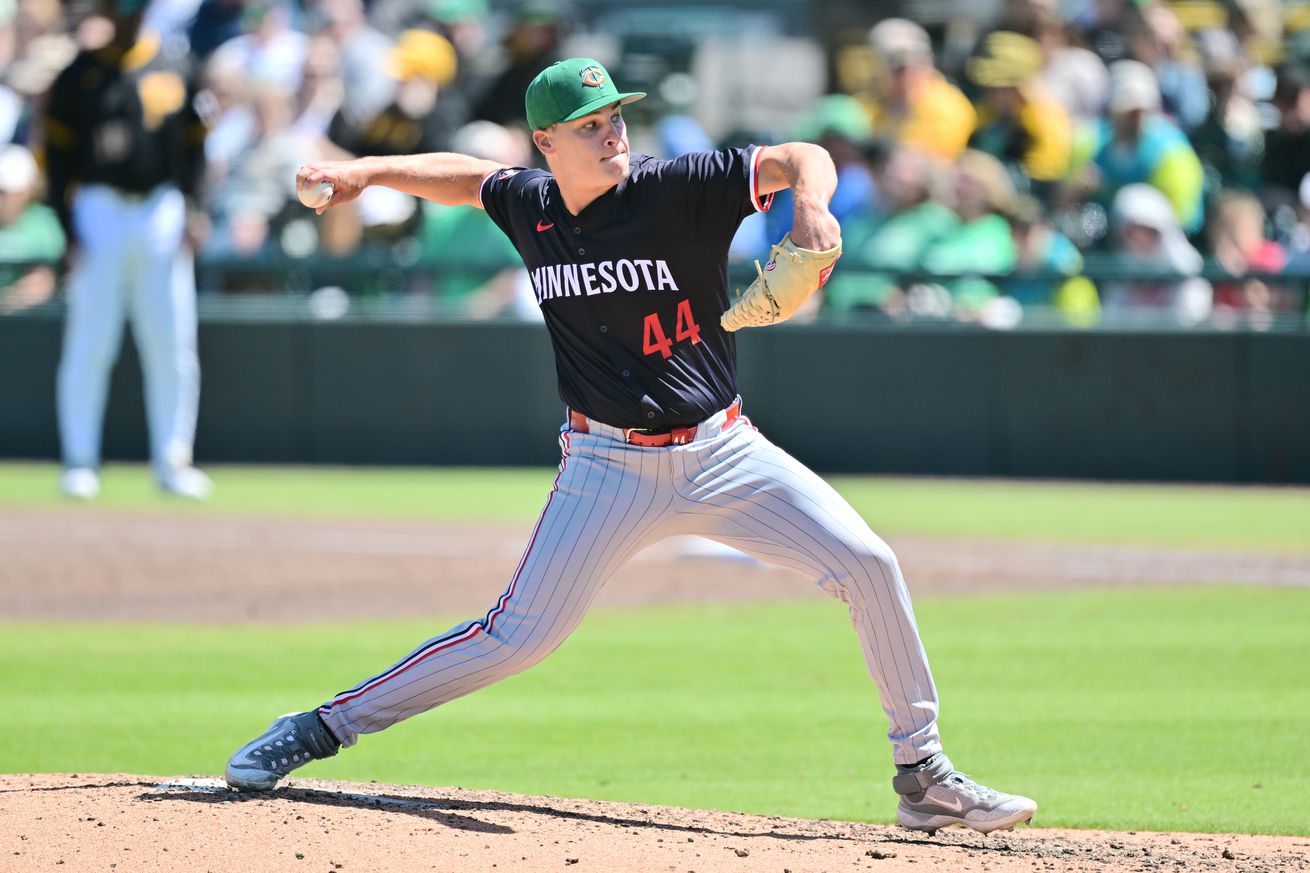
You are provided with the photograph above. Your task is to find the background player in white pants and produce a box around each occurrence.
[225,58,1037,836]
[46,0,210,500]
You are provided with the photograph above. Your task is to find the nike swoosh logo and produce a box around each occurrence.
[536,220,555,232]
[931,795,964,812]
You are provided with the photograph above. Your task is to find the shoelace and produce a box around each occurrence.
[943,772,999,803]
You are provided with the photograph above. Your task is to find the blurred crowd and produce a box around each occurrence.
[794,0,1310,329]
[1,0,1309,328]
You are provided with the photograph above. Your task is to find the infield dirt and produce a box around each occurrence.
[3,508,1307,622]
[3,774,1307,873]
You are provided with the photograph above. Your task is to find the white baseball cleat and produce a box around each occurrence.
[60,467,100,501]
[893,753,1036,835]
[158,465,212,500]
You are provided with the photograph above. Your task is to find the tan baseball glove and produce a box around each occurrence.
[721,233,842,331]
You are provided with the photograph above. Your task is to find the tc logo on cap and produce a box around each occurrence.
[580,65,606,87]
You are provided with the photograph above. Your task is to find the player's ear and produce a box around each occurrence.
[532,128,554,156]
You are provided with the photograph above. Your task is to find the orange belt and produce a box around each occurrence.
[569,400,741,447]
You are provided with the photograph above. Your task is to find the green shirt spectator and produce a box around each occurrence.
[916,150,1020,311]
[919,213,1014,309]
[824,202,957,311]
[417,201,525,316]
[822,146,956,313]
[1087,61,1205,233]
[0,145,67,314]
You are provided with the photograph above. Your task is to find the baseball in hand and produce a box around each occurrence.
[298,179,334,209]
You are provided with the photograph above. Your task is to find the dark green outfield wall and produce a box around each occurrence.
[2,317,1307,483]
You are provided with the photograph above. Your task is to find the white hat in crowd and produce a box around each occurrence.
[0,144,38,193]
[1112,184,1202,274]
[1107,60,1161,114]
[869,18,932,67]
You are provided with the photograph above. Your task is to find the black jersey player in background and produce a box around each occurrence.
[46,0,211,501]
[225,57,1037,837]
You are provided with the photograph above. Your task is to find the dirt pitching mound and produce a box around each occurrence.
[2,775,1306,873]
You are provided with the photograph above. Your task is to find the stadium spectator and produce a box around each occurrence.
[187,0,249,58]
[426,0,491,78]
[1128,2,1208,131]
[328,28,462,157]
[1070,0,1137,66]
[360,0,422,37]
[1190,28,1264,195]
[1079,59,1205,234]
[470,0,565,128]
[866,18,976,161]
[1282,180,1310,271]
[1102,183,1212,326]
[415,120,537,319]
[207,1,307,93]
[205,82,313,260]
[1207,190,1291,329]
[292,32,346,139]
[1226,0,1283,61]
[323,29,463,253]
[918,149,1020,313]
[316,0,394,121]
[1005,194,1100,325]
[822,145,955,316]
[4,0,77,137]
[1025,5,1109,125]
[0,144,66,313]
[144,0,204,45]
[0,0,1289,330]
[1263,65,1310,205]
[966,30,1073,194]
[764,94,879,261]
[198,49,254,173]
[0,2,22,146]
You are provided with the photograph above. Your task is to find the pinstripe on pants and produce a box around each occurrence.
[319,403,942,765]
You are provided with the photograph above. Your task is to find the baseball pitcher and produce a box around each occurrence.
[225,58,1036,836]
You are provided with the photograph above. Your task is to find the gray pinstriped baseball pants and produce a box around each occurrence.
[318,402,942,765]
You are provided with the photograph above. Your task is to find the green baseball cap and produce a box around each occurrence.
[524,58,645,130]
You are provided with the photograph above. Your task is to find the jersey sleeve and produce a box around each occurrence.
[42,63,81,238]
[478,166,546,245]
[655,146,774,244]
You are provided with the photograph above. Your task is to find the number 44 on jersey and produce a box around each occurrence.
[642,299,701,359]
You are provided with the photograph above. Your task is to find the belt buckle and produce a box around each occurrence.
[670,430,690,445]
[622,427,639,444]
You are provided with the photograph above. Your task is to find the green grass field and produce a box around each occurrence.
[2,590,1307,835]
[2,462,1308,551]
[1,463,1308,835]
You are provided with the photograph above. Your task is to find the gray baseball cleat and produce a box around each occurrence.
[893,753,1036,835]
[225,711,341,791]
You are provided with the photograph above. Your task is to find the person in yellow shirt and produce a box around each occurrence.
[966,30,1073,191]
[866,18,976,161]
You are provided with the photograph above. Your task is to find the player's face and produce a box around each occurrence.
[537,103,630,190]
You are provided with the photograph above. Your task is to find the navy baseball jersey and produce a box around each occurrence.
[45,36,205,237]
[480,146,773,430]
